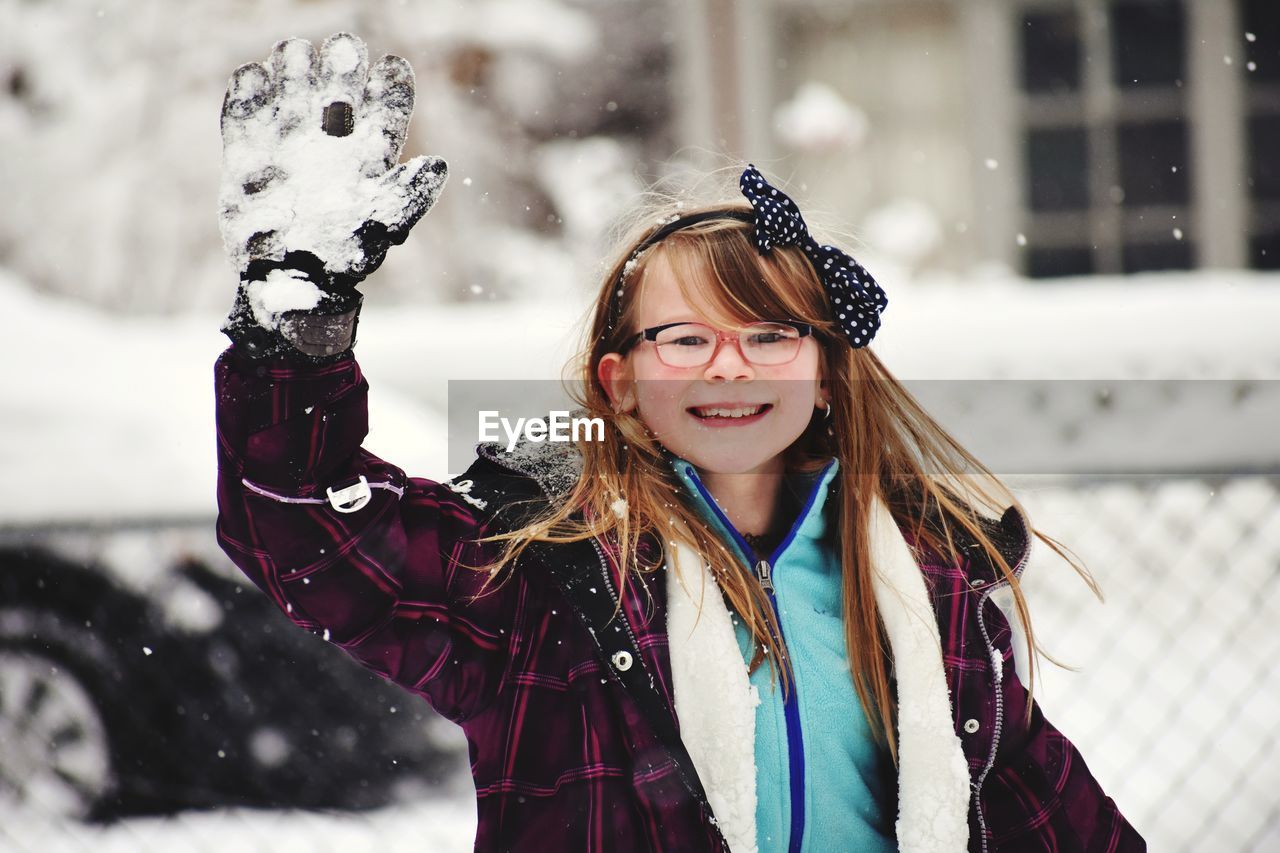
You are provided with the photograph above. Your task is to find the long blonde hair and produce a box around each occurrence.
[468,188,1099,764]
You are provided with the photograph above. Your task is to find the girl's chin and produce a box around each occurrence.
[662,445,786,476]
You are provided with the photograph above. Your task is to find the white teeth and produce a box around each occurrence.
[692,405,765,419]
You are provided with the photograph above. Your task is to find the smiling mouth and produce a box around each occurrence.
[687,404,772,420]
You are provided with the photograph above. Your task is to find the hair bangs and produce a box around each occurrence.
[651,222,834,335]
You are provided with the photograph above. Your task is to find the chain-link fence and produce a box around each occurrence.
[1013,473,1280,852]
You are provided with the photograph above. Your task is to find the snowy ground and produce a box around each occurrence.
[0,796,477,853]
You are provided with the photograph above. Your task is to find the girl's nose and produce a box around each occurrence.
[702,335,755,382]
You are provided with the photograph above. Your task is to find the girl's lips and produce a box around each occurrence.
[686,403,772,427]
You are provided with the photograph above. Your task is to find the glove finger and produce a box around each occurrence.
[317,32,369,127]
[374,155,449,241]
[221,61,275,138]
[268,37,318,137]
[362,54,415,173]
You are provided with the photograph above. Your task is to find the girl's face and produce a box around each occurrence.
[597,252,830,477]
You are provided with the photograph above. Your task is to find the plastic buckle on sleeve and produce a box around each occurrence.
[327,475,372,513]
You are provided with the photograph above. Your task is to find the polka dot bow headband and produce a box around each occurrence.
[607,164,887,349]
[738,163,887,348]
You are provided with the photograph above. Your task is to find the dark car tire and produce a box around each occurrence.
[0,607,131,821]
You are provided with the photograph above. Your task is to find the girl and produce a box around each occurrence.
[215,33,1145,853]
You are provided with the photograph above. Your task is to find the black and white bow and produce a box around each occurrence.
[739,164,887,349]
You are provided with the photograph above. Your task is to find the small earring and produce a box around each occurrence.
[822,402,832,420]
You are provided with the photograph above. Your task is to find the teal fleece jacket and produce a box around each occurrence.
[669,455,897,853]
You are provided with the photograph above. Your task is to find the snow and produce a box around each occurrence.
[0,269,453,525]
[246,270,324,328]
[536,137,645,252]
[859,198,944,267]
[774,82,869,154]
[0,796,477,853]
[871,269,1280,380]
[425,0,598,64]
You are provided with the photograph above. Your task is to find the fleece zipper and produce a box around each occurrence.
[680,460,838,853]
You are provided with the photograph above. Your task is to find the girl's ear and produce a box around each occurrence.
[597,352,637,413]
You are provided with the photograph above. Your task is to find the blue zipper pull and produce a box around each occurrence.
[756,559,774,593]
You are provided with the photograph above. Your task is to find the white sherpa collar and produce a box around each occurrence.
[665,493,970,853]
[867,492,972,852]
[667,536,761,853]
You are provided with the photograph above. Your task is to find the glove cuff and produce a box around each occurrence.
[278,300,362,358]
[222,275,363,366]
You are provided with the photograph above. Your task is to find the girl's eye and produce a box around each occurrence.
[655,326,713,347]
[747,327,799,345]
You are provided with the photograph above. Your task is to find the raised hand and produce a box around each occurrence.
[218,33,447,361]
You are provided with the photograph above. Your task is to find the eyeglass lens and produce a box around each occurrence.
[652,323,803,367]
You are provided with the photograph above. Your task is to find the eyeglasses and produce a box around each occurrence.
[617,320,814,368]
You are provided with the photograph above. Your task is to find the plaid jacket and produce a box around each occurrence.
[214,346,1144,852]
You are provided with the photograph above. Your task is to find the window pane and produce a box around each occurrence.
[1026,127,1090,211]
[1118,119,1189,206]
[1021,10,1081,94]
[1250,232,1280,269]
[1243,0,1280,83]
[1027,246,1095,278]
[1111,0,1186,88]
[1248,115,1280,201]
[1122,240,1193,272]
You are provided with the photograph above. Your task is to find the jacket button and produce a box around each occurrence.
[611,650,633,672]
[964,718,980,734]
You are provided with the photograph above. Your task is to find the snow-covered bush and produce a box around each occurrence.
[0,0,672,312]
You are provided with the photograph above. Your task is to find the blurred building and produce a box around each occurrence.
[671,0,1279,277]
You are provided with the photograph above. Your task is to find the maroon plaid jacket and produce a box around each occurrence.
[214,346,1144,852]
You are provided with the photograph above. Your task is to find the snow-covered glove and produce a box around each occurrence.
[218,32,448,362]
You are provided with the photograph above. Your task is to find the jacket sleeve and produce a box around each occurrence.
[980,595,1147,852]
[214,345,518,724]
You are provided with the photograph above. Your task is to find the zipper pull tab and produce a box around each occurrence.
[755,559,774,593]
